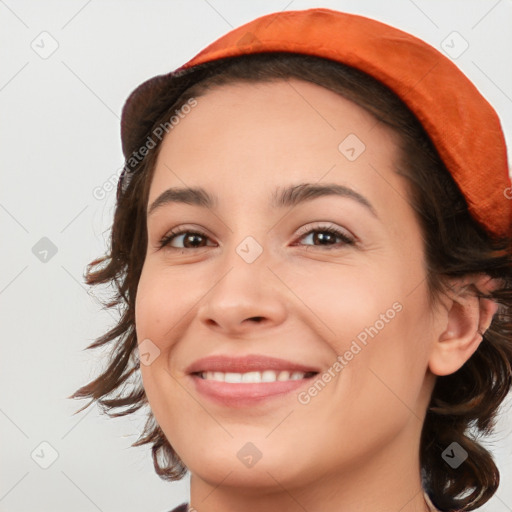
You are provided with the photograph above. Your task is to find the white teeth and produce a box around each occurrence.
[200,370,310,382]
[224,372,242,383]
[261,370,277,382]
[242,371,261,383]
[277,371,290,381]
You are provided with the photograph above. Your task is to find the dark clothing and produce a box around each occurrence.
[168,504,188,512]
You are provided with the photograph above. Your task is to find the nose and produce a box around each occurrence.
[196,253,288,337]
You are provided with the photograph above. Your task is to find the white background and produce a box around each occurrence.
[1,1,511,511]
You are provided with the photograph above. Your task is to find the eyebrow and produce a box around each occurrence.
[147,182,377,218]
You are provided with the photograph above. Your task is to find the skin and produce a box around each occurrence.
[135,79,498,512]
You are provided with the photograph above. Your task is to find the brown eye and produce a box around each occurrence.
[296,226,355,249]
[159,230,214,250]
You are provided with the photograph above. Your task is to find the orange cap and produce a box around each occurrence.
[121,8,511,239]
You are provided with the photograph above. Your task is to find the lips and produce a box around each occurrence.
[186,354,321,407]
[186,354,321,375]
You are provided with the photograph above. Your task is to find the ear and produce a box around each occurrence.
[428,274,499,376]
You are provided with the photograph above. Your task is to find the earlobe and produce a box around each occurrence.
[428,275,499,376]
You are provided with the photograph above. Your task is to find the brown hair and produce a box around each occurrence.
[71,53,512,511]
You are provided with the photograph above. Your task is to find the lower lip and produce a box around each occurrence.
[189,374,314,407]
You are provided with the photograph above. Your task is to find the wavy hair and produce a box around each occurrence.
[71,53,512,511]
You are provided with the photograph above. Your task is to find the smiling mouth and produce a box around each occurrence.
[189,369,321,407]
[195,370,318,383]
[187,354,322,406]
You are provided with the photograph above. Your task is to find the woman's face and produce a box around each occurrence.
[135,79,440,492]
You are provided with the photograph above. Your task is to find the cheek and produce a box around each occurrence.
[325,281,433,435]
[134,265,192,403]
[292,289,432,471]
[135,264,198,348]
[290,258,406,349]
[297,254,432,406]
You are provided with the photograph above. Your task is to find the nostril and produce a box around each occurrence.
[250,316,264,323]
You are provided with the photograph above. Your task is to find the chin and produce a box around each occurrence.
[182,439,308,489]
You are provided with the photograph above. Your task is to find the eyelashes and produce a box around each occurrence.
[157,224,356,252]
[158,229,215,250]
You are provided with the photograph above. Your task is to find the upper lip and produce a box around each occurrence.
[186,355,321,374]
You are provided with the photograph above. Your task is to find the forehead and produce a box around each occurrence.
[148,79,402,209]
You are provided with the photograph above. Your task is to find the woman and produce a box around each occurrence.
[72,8,512,512]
